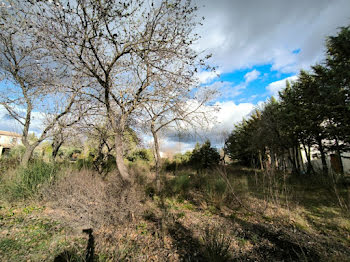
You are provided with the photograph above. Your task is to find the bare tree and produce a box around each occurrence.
[74,109,141,176]
[142,83,218,191]
[78,112,116,175]
[29,0,206,182]
[50,103,90,160]
[0,2,85,166]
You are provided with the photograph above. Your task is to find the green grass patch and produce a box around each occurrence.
[0,161,58,201]
[0,204,85,261]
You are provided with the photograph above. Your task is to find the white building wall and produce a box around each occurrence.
[300,147,350,175]
[0,132,22,157]
[0,135,20,146]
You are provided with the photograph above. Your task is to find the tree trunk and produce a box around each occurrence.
[103,81,130,182]
[258,150,264,170]
[51,131,64,160]
[52,141,63,159]
[317,136,328,175]
[152,129,161,192]
[271,151,276,170]
[21,144,37,167]
[297,145,305,172]
[287,148,298,174]
[114,131,131,183]
[334,136,344,175]
[294,145,301,173]
[302,141,314,174]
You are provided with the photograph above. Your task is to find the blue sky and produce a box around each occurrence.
[159,0,350,153]
[1,0,350,153]
[209,64,295,104]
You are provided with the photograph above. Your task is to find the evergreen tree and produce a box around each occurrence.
[190,140,220,172]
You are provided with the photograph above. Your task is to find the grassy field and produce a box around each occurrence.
[0,162,349,261]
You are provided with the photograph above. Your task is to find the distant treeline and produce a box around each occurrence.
[225,26,350,175]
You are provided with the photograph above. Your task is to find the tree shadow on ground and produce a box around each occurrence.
[167,220,237,262]
[166,216,322,262]
[231,217,322,261]
[54,228,94,262]
[167,221,208,261]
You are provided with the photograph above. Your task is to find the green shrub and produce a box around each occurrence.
[126,149,154,162]
[9,145,26,160]
[163,171,228,204]
[91,154,116,175]
[205,178,227,207]
[67,149,82,161]
[1,161,58,200]
[128,159,151,176]
[145,183,156,199]
[191,172,209,190]
[162,151,193,173]
[162,159,177,173]
[213,178,227,195]
[166,174,191,197]
[75,156,94,170]
[173,151,192,164]
[102,154,116,172]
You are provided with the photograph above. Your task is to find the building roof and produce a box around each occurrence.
[0,130,22,137]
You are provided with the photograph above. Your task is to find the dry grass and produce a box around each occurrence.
[42,169,146,229]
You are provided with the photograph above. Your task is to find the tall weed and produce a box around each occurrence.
[0,161,58,200]
[205,177,227,207]
[201,226,232,261]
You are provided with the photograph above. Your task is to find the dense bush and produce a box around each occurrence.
[67,148,82,161]
[163,173,192,199]
[173,151,192,164]
[75,155,94,170]
[170,174,192,194]
[205,177,227,206]
[126,149,154,162]
[162,143,220,174]
[162,159,180,173]
[164,171,228,206]
[97,154,116,173]
[128,159,151,177]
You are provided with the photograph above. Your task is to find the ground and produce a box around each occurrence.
[1,167,350,261]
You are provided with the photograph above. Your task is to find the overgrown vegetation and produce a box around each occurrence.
[0,154,349,260]
[0,1,349,261]
[0,161,58,201]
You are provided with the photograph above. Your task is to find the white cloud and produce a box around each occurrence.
[244,69,260,83]
[194,0,350,73]
[266,75,298,97]
[0,106,22,133]
[213,100,255,134]
[0,105,45,135]
[197,70,220,84]
[159,138,195,155]
[208,81,245,99]
[158,100,256,152]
